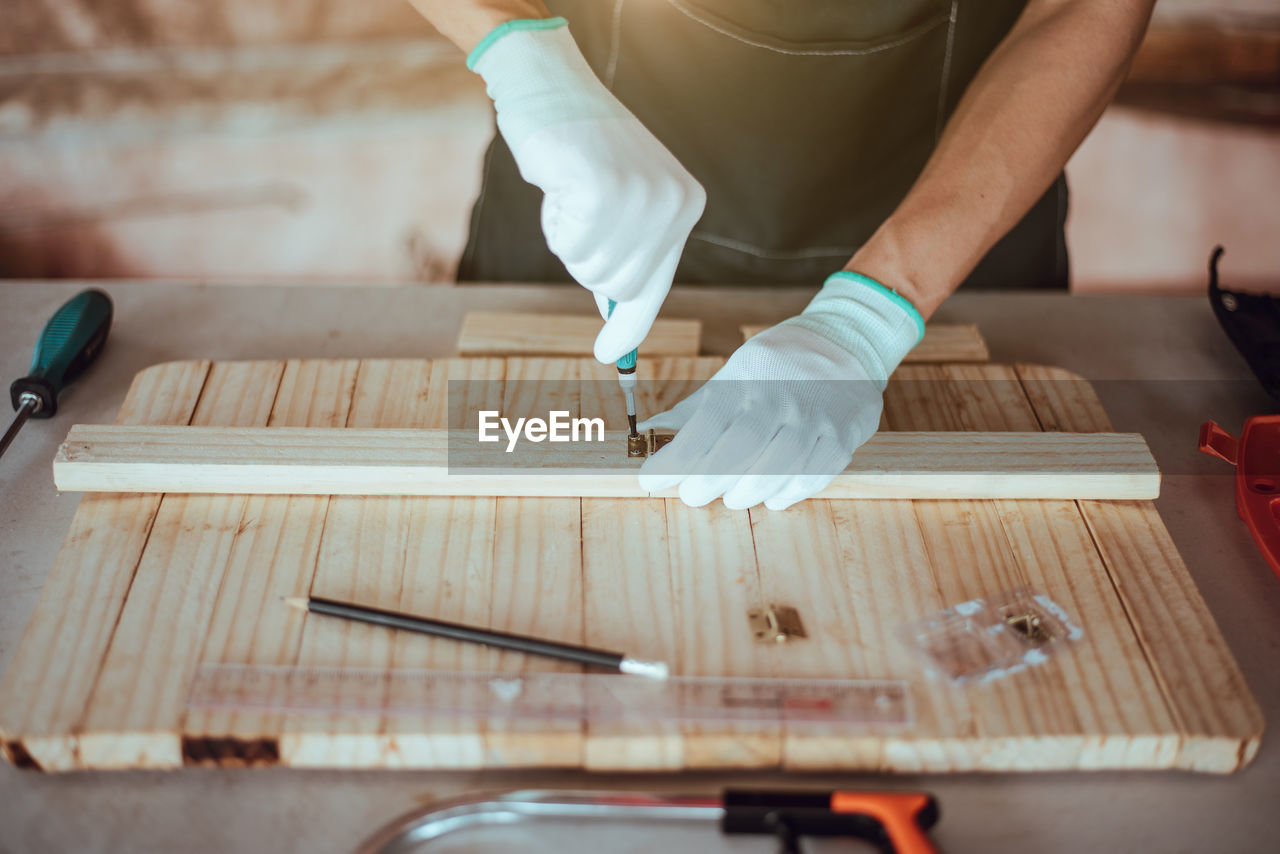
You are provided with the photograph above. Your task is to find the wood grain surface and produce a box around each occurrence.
[0,352,1262,773]
[458,312,701,357]
[742,322,990,363]
[53,426,1162,501]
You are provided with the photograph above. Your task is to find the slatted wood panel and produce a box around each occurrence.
[742,322,990,363]
[0,357,1262,772]
[458,312,702,357]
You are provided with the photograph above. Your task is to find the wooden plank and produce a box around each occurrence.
[54,427,1162,501]
[76,360,289,769]
[579,356,683,770]
[1016,364,1115,433]
[749,502,886,770]
[889,364,1086,771]
[992,499,1182,769]
[1015,364,1265,772]
[895,364,1197,771]
[743,322,990,363]
[483,357,584,767]
[183,359,361,765]
[941,366,1183,769]
[458,311,701,357]
[283,358,504,768]
[667,501,782,768]
[378,358,503,769]
[824,499,975,772]
[581,497,682,769]
[0,360,211,771]
[582,356,740,769]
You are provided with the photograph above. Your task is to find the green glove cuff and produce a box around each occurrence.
[466,17,569,70]
[781,271,925,388]
[826,271,927,341]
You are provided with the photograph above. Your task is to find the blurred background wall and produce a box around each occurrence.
[0,0,1276,291]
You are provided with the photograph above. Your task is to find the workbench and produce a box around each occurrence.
[1,280,1276,853]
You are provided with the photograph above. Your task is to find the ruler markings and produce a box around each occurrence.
[189,664,911,729]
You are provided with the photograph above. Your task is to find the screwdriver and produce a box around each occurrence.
[1,288,113,460]
[605,299,639,437]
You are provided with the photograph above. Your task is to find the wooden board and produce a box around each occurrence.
[742,322,990,363]
[458,311,702,357]
[52,426,1161,501]
[0,357,1262,773]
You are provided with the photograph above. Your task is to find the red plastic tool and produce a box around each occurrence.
[1199,416,1280,579]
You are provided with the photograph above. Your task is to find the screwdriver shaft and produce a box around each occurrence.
[0,396,38,460]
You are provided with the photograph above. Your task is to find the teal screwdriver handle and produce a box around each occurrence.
[10,289,113,419]
[605,299,638,371]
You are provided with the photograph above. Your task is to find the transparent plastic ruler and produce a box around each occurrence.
[188,664,912,729]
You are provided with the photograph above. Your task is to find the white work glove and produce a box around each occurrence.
[638,272,925,510]
[469,18,706,364]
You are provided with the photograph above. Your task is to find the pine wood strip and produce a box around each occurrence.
[581,498,682,770]
[1079,502,1264,771]
[0,360,211,771]
[457,311,701,357]
[1016,364,1115,433]
[749,503,887,770]
[907,365,1194,770]
[992,500,1182,768]
[183,360,360,764]
[584,356,739,769]
[1014,364,1264,772]
[378,359,503,769]
[54,427,1161,501]
[580,357,682,770]
[76,360,288,769]
[484,358,585,767]
[667,501,781,769]
[824,499,977,772]
[743,323,990,363]
[283,358,503,769]
[942,366,1183,766]
[644,357,768,769]
[635,356,726,420]
[579,358,669,768]
[891,365,1086,770]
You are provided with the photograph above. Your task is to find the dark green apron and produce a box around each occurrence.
[459,0,1068,289]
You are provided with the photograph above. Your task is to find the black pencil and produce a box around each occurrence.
[284,595,669,679]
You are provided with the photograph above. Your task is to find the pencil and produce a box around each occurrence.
[284,595,669,680]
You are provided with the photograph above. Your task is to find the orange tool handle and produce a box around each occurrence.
[831,791,940,854]
[721,788,940,853]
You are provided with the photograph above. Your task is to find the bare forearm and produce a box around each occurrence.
[848,0,1155,318]
[405,0,551,53]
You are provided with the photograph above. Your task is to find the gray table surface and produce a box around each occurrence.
[0,281,1276,854]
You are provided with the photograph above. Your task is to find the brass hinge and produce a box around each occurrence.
[748,605,807,644]
[627,429,675,459]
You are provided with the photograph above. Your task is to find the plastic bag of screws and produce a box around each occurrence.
[897,588,1083,683]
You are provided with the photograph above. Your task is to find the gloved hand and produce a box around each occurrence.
[638,272,925,510]
[469,18,706,364]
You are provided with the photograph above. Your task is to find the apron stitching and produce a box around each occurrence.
[934,1,960,141]
[605,0,626,88]
[690,230,856,260]
[665,0,949,57]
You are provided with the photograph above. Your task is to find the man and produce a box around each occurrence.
[408,0,1154,509]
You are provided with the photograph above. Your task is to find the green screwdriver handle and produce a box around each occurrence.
[10,289,113,419]
[605,298,638,371]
